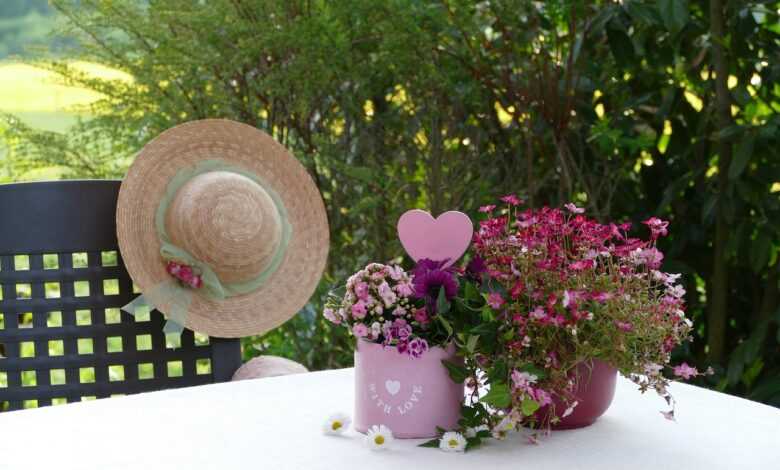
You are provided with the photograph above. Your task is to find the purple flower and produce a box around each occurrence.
[382,318,412,344]
[407,338,429,358]
[466,256,487,280]
[412,258,458,313]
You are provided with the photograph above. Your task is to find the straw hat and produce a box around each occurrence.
[116,119,329,338]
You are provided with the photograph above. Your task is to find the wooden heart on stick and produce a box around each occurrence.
[397,209,473,268]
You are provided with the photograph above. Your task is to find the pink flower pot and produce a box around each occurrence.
[353,340,464,438]
[539,359,618,429]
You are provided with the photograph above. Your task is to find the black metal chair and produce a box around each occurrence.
[0,180,243,412]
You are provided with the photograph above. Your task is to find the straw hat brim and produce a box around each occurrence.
[116,119,329,338]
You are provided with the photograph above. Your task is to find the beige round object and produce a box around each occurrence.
[231,356,309,381]
[116,119,329,338]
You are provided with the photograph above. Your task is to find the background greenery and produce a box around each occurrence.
[1,0,779,407]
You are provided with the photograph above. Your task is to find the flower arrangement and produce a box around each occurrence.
[436,196,708,446]
[321,202,705,452]
[323,260,461,357]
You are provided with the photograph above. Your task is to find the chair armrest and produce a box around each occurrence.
[231,355,309,381]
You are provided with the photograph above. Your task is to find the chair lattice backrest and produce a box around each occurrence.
[0,180,242,412]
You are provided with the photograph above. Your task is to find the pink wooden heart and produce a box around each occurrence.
[397,209,473,268]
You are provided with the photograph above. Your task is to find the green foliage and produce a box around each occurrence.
[1,0,779,407]
[480,382,511,409]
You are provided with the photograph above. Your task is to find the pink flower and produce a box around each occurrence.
[511,370,538,392]
[501,194,522,206]
[351,300,368,319]
[394,281,414,297]
[323,308,341,325]
[569,259,594,271]
[673,363,698,380]
[354,282,370,300]
[533,388,553,407]
[590,291,612,303]
[487,292,505,309]
[642,217,669,239]
[352,323,369,338]
[413,307,429,325]
[615,320,633,332]
[530,307,546,321]
[387,265,404,281]
[564,202,585,214]
[378,281,397,307]
[165,261,202,289]
[479,204,496,213]
[392,306,407,317]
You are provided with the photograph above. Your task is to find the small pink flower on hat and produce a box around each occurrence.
[165,261,203,289]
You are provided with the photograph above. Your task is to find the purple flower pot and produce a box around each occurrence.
[540,359,618,430]
[354,340,464,438]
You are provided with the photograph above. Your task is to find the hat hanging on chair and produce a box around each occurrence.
[116,119,329,338]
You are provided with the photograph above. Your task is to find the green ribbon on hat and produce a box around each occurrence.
[121,159,292,336]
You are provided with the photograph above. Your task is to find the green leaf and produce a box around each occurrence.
[728,134,756,179]
[750,231,772,273]
[657,0,689,34]
[437,313,453,337]
[441,359,469,384]
[606,25,634,66]
[624,0,660,25]
[487,358,508,383]
[480,305,495,322]
[727,343,746,386]
[419,438,440,448]
[436,287,450,315]
[466,334,479,353]
[521,398,541,416]
[464,281,480,303]
[465,437,482,451]
[481,382,511,408]
[712,124,745,141]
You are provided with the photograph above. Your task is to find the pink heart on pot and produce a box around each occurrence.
[397,209,473,268]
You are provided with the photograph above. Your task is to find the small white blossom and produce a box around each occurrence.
[365,424,394,451]
[439,432,467,452]
[322,413,351,435]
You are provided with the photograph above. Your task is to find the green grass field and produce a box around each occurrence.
[0,61,130,181]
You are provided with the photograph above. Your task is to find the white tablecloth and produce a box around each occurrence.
[1,368,778,469]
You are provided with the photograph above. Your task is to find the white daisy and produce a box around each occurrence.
[365,424,394,451]
[323,413,351,435]
[439,432,467,452]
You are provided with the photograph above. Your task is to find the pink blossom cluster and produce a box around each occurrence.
[322,263,430,358]
[474,198,695,425]
[166,261,203,289]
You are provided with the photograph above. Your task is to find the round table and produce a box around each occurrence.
[1,368,777,469]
